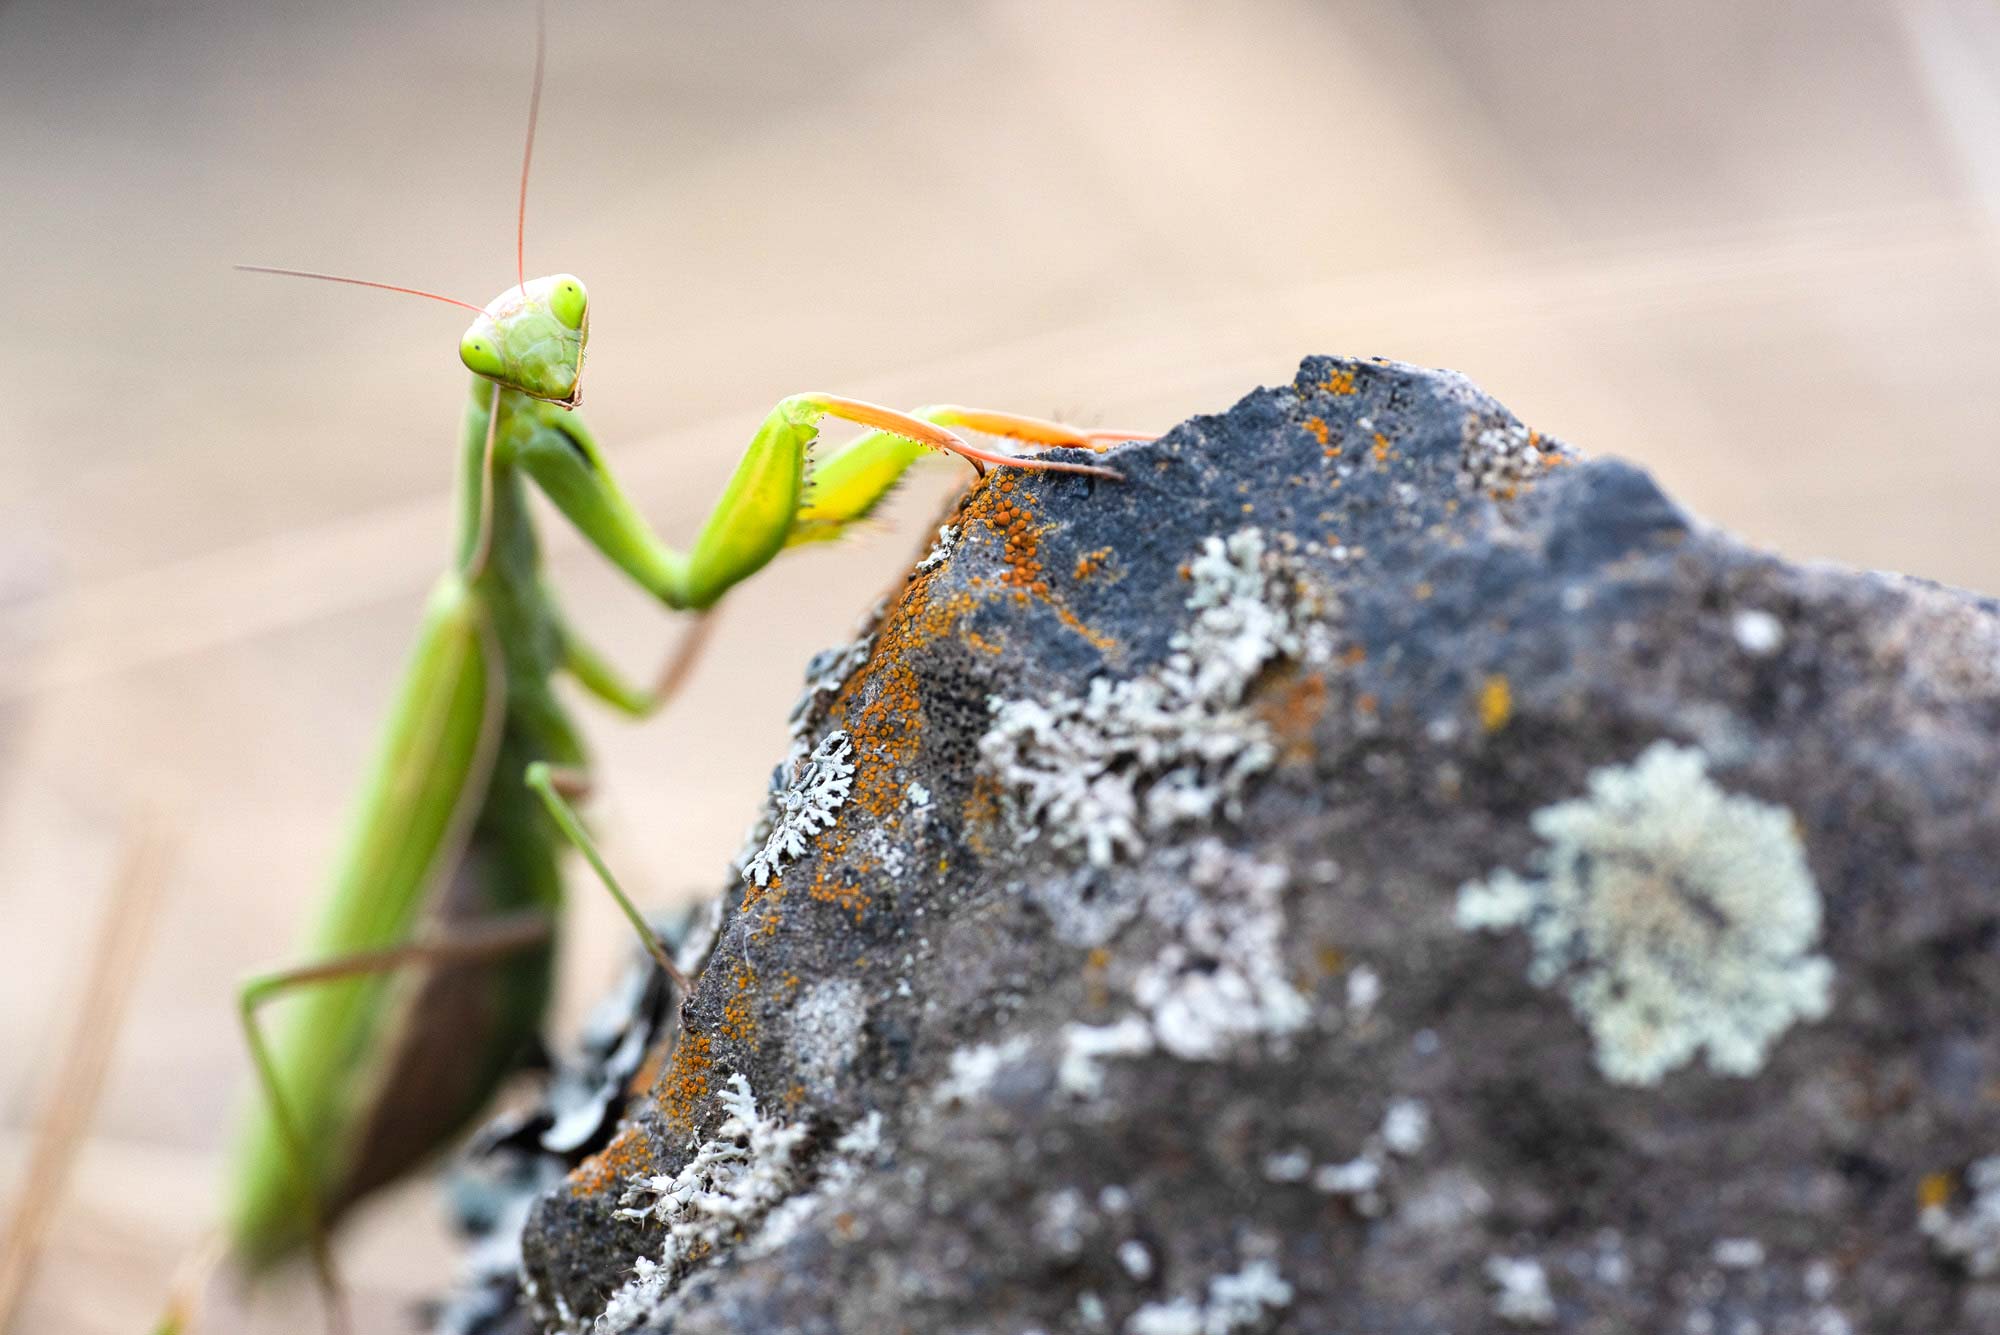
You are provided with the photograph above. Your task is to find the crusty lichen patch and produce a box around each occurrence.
[1460,419,1561,498]
[1922,1155,2000,1276]
[1125,1256,1295,1334]
[741,731,855,888]
[594,1074,809,1332]
[1457,741,1833,1085]
[978,528,1327,866]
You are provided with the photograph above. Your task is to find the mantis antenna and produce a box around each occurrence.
[516,0,548,296]
[475,1,552,577]
[240,4,558,589]
[232,267,484,313]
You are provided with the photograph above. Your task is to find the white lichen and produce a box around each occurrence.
[1052,843,1308,1099]
[1922,1155,2000,1277]
[1311,1155,1383,1212]
[1345,964,1383,1018]
[730,617,877,882]
[1460,420,1553,496]
[784,615,880,739]
[1457,741,1833,1086]
[742,1110,889,1260]
[932,1034,1034,1106]
[591,1257,673,1335]
[596,1074,808,1331]
[1034,1187,1093,1260]
[1731,608,1784,657]
[1260,1147,1312,1184]
[979,528,1324,867]
[915,522,959,572]
[741,730,855,887]
[1124,1258,1294,1335]
[1485,1255,1557,1326]
[1711,1236,1765,1270]
[1131,842,1310,1060]
[788,977,868,1100]
[1380,1097,1431,1157]
[1058,1016,1156,1098]
[1297,1097,1434,1218]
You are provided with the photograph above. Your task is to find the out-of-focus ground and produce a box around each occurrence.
[3,1,1999,1330]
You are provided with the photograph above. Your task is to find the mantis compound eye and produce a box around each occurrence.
[460,331,507,379]
[549,276,588,331]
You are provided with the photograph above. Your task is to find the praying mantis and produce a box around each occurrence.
[154,14,1145,1335]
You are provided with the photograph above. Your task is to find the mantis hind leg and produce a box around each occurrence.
[524,762,690,992]
[789,404,1153,545]
[231,913,552,1335]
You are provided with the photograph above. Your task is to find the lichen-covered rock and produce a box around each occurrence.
[488,356,2000,1334]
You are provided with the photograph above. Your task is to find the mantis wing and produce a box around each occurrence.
[222,575,511,1269]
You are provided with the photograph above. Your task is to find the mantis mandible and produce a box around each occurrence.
[155,15,1142,1335]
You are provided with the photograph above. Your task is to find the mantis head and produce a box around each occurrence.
[238,14,592,409]
[459,274,590,407]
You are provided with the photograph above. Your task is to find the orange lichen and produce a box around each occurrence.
[750,873,788,940]
[721,964,760,1044]
[1919,1171,1953,1211]
[1355,692,1378,717]
[1084,946,1113,1010]
[807,869,871,924]
[655,1032,714,1134]
[1315,945,1346,976]
[1255,669,1328,764]
[956,476,1118,652]
[1371,432,1392,465]
[1302,416,1330,447]
[1340,644,1368,669]
[962,771,1002,857]
[568,1121,655,1197]
[1073,546,1114,581]
[1478,674,1513,733]
[1321,368,1358,396]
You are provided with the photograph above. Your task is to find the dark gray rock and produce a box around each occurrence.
[496,357,2000,1334]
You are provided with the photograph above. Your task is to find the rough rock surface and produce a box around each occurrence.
[473,357,2000,1333]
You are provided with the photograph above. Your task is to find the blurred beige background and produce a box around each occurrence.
[4,0,2000,1330]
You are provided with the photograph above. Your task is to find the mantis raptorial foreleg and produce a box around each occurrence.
[514,393,1121,615]
[790,404,1149,543]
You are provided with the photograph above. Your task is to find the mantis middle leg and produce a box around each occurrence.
[523,762,689,992]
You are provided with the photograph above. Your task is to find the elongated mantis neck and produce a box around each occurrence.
[455,374,532,579]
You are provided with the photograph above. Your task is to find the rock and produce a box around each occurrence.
[462,357,2000,1334]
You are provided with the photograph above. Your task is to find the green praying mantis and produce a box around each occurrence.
[155,16,1145,1335]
